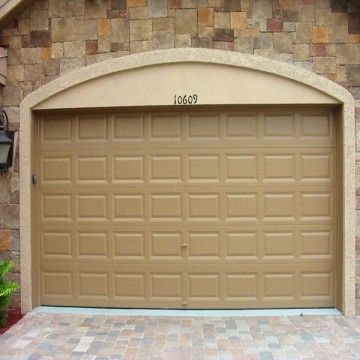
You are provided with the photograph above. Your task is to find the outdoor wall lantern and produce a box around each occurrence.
[0,109,14,174]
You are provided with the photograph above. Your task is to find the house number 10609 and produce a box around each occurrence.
[174,94,198,105]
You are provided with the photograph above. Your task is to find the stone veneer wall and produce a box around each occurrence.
[0,0,359,311]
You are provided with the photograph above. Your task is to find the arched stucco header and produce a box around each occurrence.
[22,48,351,110]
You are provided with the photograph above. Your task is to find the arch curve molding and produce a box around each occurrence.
[19,49,355,315]
[23,48,350,110]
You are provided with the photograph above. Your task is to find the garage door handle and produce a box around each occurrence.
[181,243,188,248]
[182,301,188,306]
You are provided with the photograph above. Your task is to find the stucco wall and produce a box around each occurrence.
[0,0,359,311]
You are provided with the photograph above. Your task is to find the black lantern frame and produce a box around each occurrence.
[0,110,14,174]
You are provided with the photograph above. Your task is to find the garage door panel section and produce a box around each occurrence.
[39,149,335,187]
[39,109,336,309]
[40,262,334,308]
[40,225,334,264]
[40,112,335,151]
[40,187,334,226]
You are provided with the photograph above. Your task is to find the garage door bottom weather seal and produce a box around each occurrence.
[33,306,341,317]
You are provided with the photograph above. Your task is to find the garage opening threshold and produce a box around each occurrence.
[33,307,341,317]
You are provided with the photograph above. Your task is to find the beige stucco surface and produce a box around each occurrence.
[20,48,355,315]
[34,62,339,110]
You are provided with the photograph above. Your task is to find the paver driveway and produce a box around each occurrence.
[1,309,360,359]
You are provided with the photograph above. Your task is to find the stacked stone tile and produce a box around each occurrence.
[0,0,359,311]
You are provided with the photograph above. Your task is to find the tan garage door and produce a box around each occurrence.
[37,109,336,309]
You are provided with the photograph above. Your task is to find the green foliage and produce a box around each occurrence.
[0,281,19,298]
[0,260,19,327]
